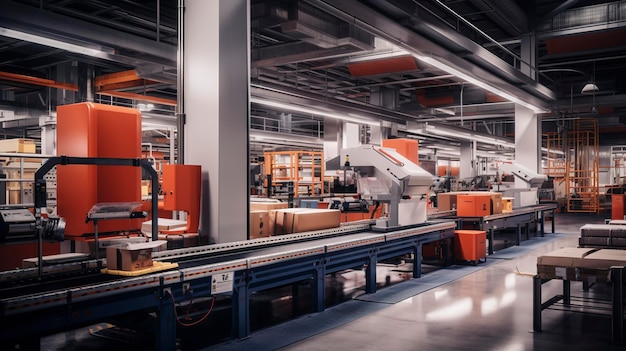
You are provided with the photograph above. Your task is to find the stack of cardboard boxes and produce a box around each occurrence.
[250,202,341,239]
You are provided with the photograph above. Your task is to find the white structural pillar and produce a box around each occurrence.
[184,0,249,244]
[514,104,540,188]
[369,87,397,145]
[459,141,475,179]
[343,122,361,149]
[323,120,342,163]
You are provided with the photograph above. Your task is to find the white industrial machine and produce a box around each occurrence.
[491,160,548,208]
[492,160,547,188]
[340,145,433,230]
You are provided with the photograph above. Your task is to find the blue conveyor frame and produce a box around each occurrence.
[0,222,455,350]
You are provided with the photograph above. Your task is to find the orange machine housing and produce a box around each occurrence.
[382,138,418,165]
[456,194,491,217]
[454,230,486,263]
[613,194,626,220]
[57,102,142,238]
[161,164,201,234]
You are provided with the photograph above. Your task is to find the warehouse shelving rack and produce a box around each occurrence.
[264,151,325,197]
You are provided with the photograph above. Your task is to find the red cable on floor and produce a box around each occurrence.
[166,290,215,327]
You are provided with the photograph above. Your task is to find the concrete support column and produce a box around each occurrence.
[40,123,56,155]
[55,62,77,105]
[184,0,249,243]
[343,122,361,149]
[323,120,342,162]
[460,141,475,179]
[515,104,540,188]
[520,33,537,80]
[369,87,398,145]
[77,62,95,103]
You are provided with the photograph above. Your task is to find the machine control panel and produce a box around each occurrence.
[0,209,35,223]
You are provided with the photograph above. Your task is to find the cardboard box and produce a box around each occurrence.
[457,194,491,217]
[536,247,597,280]
[0,138,36,153]
[580,224,626,238]
[489,192,503,214]
[273,208,340,235]
[250,210,271,239]
[579,236,612,247]
[250,201,289,211]
[158,233,199,249]
[437,192,457,211]
[22,253,90,268]
[537,265,580,281]
[142,218,188,235]
[106,240,166,271]
[502,197,514,212]
[580,249,626,269]
[87,236,150,258]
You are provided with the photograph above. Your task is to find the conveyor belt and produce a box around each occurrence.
[0,221,457,348]
[0,222,452,305]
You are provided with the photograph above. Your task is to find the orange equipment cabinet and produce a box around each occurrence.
[56,102,142,238]
[612,194,626,220]
[382,138,418,165]
[454,230,486,264]
[456,194,491,217]
[161,164,201,234]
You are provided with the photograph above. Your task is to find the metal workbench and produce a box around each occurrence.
[438,203,558,254]
[533,267,625,344]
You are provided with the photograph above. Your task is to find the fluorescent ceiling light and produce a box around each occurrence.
[251,97,379,126]
[0,27,113,58]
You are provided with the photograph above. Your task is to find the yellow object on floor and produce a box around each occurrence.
[101,261,178,276]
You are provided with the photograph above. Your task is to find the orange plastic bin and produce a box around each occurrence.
[454,229,487,265]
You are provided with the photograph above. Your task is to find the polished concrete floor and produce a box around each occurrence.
[210,212,625,351]
[39,212,625,350]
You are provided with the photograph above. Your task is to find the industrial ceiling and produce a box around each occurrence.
[1,0,625,157]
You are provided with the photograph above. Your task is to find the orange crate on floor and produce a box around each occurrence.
[454,230,486,264]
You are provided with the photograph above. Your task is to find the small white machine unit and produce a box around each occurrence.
[340,145,433,230]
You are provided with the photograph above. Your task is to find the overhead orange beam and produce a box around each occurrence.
[98,90,177,106]
[98,79,160,92]
[95,69,141,87]
[0,71,77,91]
[0,70,177,106]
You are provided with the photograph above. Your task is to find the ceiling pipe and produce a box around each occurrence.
[0,71,177,106]
[176,0,185,164]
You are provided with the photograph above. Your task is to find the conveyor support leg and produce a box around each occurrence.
[540,211,546,236]
[611,267,624,344]
[488,228,494,255]
[413,244,422,278]
[313,264,325,312]
[232,274,249,338]
[365,252,377,294]
[563,280,571,305]
[533,275,542,332]
[157,294,176,350]
[516,223,521,246]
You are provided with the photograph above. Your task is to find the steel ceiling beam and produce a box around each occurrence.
[0,1,176,68]
[468,0,528,36]
[307,0,555,110]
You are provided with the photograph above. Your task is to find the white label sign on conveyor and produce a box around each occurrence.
[211,272,233,294]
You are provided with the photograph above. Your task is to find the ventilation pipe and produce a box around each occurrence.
[177,0,185,164]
